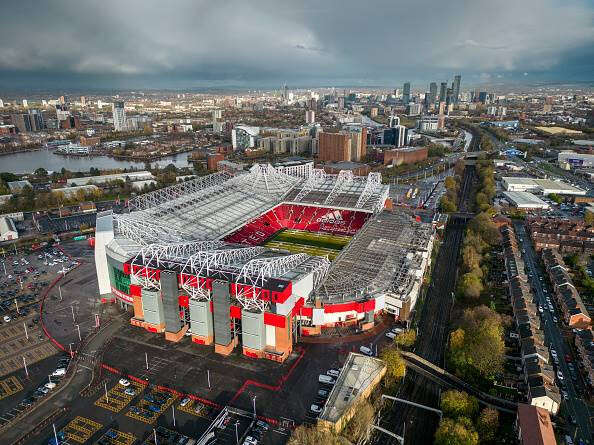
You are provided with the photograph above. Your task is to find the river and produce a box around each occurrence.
[0,149,197,174]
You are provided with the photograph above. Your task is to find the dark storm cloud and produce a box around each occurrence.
[0,0,592,88]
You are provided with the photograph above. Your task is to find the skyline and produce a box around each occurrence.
[0,0,593,89]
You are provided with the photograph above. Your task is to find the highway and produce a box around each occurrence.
[514,221,592,443]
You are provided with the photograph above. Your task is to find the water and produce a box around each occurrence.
[0,149,197,174]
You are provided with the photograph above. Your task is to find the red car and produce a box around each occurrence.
[565,354,572,363]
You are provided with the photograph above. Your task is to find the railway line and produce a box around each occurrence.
[371,159,476,444]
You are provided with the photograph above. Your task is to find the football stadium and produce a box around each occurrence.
[94,162,435,362]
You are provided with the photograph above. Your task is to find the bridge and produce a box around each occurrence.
[400,351,518,414]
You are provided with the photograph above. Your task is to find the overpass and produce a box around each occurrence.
[400,351,518,414]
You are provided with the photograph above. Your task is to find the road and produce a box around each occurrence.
[514,221,592,443]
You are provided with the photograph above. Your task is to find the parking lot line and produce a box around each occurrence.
[176,398,208,418]
[125,390,177,425]
[101,429,136,445]
[62,416,102,444]
[94,381,144,413]
[0,376,23,400]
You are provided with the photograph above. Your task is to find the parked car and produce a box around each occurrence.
[359,346,373,356]
[179,397,191,407]
[51,368,66,377]
[318,374,336,385]
[119,378,131,387]
[124,388,136,396]
[385,332,396,339]
[327,369,340,378]
[557,370,564,380]
[310,404,323,414]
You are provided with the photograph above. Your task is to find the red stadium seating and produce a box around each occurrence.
[224,204,371,246]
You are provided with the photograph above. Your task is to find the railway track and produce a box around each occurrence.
[370,165,475,444]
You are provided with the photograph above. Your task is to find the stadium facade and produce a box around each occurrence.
[94,162,434,362]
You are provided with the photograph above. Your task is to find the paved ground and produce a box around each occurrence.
[3,238,399,445]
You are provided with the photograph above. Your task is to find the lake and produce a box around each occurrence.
[0,149,197,174]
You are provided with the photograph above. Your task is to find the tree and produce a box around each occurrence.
[288,425,343,445]
[548,193,563,204]
[450,306,505,381]
[440,196,457,213]
[343,401,374,443]
[461,245,481,273]
[458,272,483,299]
[35,167,48,178]
[380,347,406,382]
[476,407,499,443]
[434,417,479,445]
[394,329,416,348]
[585,210,594,226]
[440,390,479,419]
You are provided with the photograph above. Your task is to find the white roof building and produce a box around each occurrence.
[503,192,550,210]
[501,177,586,196]
[0,217,18,241]
[67,171,154,187]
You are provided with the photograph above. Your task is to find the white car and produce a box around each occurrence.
[553,316,558,323]
[386,332,396,339]
[562,390,569,400]
[538,306,544,313]
[118,378,131,387]
[310,404,323,414]
[44,382,57,390]
[327,369,340,378]
[179,397,191,407]
[52,368,66,377]
[557,370,564,380]
[359,346,373,356]
[3,316,11,323]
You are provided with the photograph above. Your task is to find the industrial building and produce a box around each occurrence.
[558,150,594,169]
[503,192,550,210]
[501,177,586,196]
[0,217,18,241]
[66,171,154,187]
[95,163,434,362]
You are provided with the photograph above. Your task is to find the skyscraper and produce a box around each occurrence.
[80,96,86,107]
[402,82,411,104]
[389,115,400,128]
[112,101,126,131]
[439,82,447,102]
[305,110,315,124]
[428,82,438,104]
[453,75,461,104]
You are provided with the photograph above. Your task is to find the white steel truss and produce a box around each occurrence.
[324,170,354,205]
[356,172,382,208]
[115,215,190,245]
[128,172,232,211]
[181,246,266,278]
[249,164,299,199]
[373,186,391,213]
[237,253,309,287]
[299,256,331,290]
[292,168,326,202]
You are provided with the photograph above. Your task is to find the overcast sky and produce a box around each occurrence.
[0,0,593,90]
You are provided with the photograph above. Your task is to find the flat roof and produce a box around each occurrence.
[503,191,550,209]
[319,353,386,423]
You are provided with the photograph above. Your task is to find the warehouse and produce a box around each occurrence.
[558,150,594,169]
[66,170,154,186]
[501,177,585,196]
[503,192,550,210]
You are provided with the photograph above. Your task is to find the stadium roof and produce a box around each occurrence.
[114,164,389,245]
[317,209,433,302]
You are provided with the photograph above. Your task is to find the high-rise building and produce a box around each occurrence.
[453,75,461,104]
[0,99,3,108]
[407,103,422,116]
[338,97,345,110]
[305,110,315,124]
[22,99,28,108]
[80,96,86,107]
[478,92,489,104]
[402,82,411,104]
[439,82,447,102]
[11,114,32,133]
[389,115,400,128]
[29,109,44,131]
[318,132,352,162]
[349,128,367,162]
[212,109,222,120]
[428,82,438,104]
[112,101,126,131]
[59,95,66,105]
